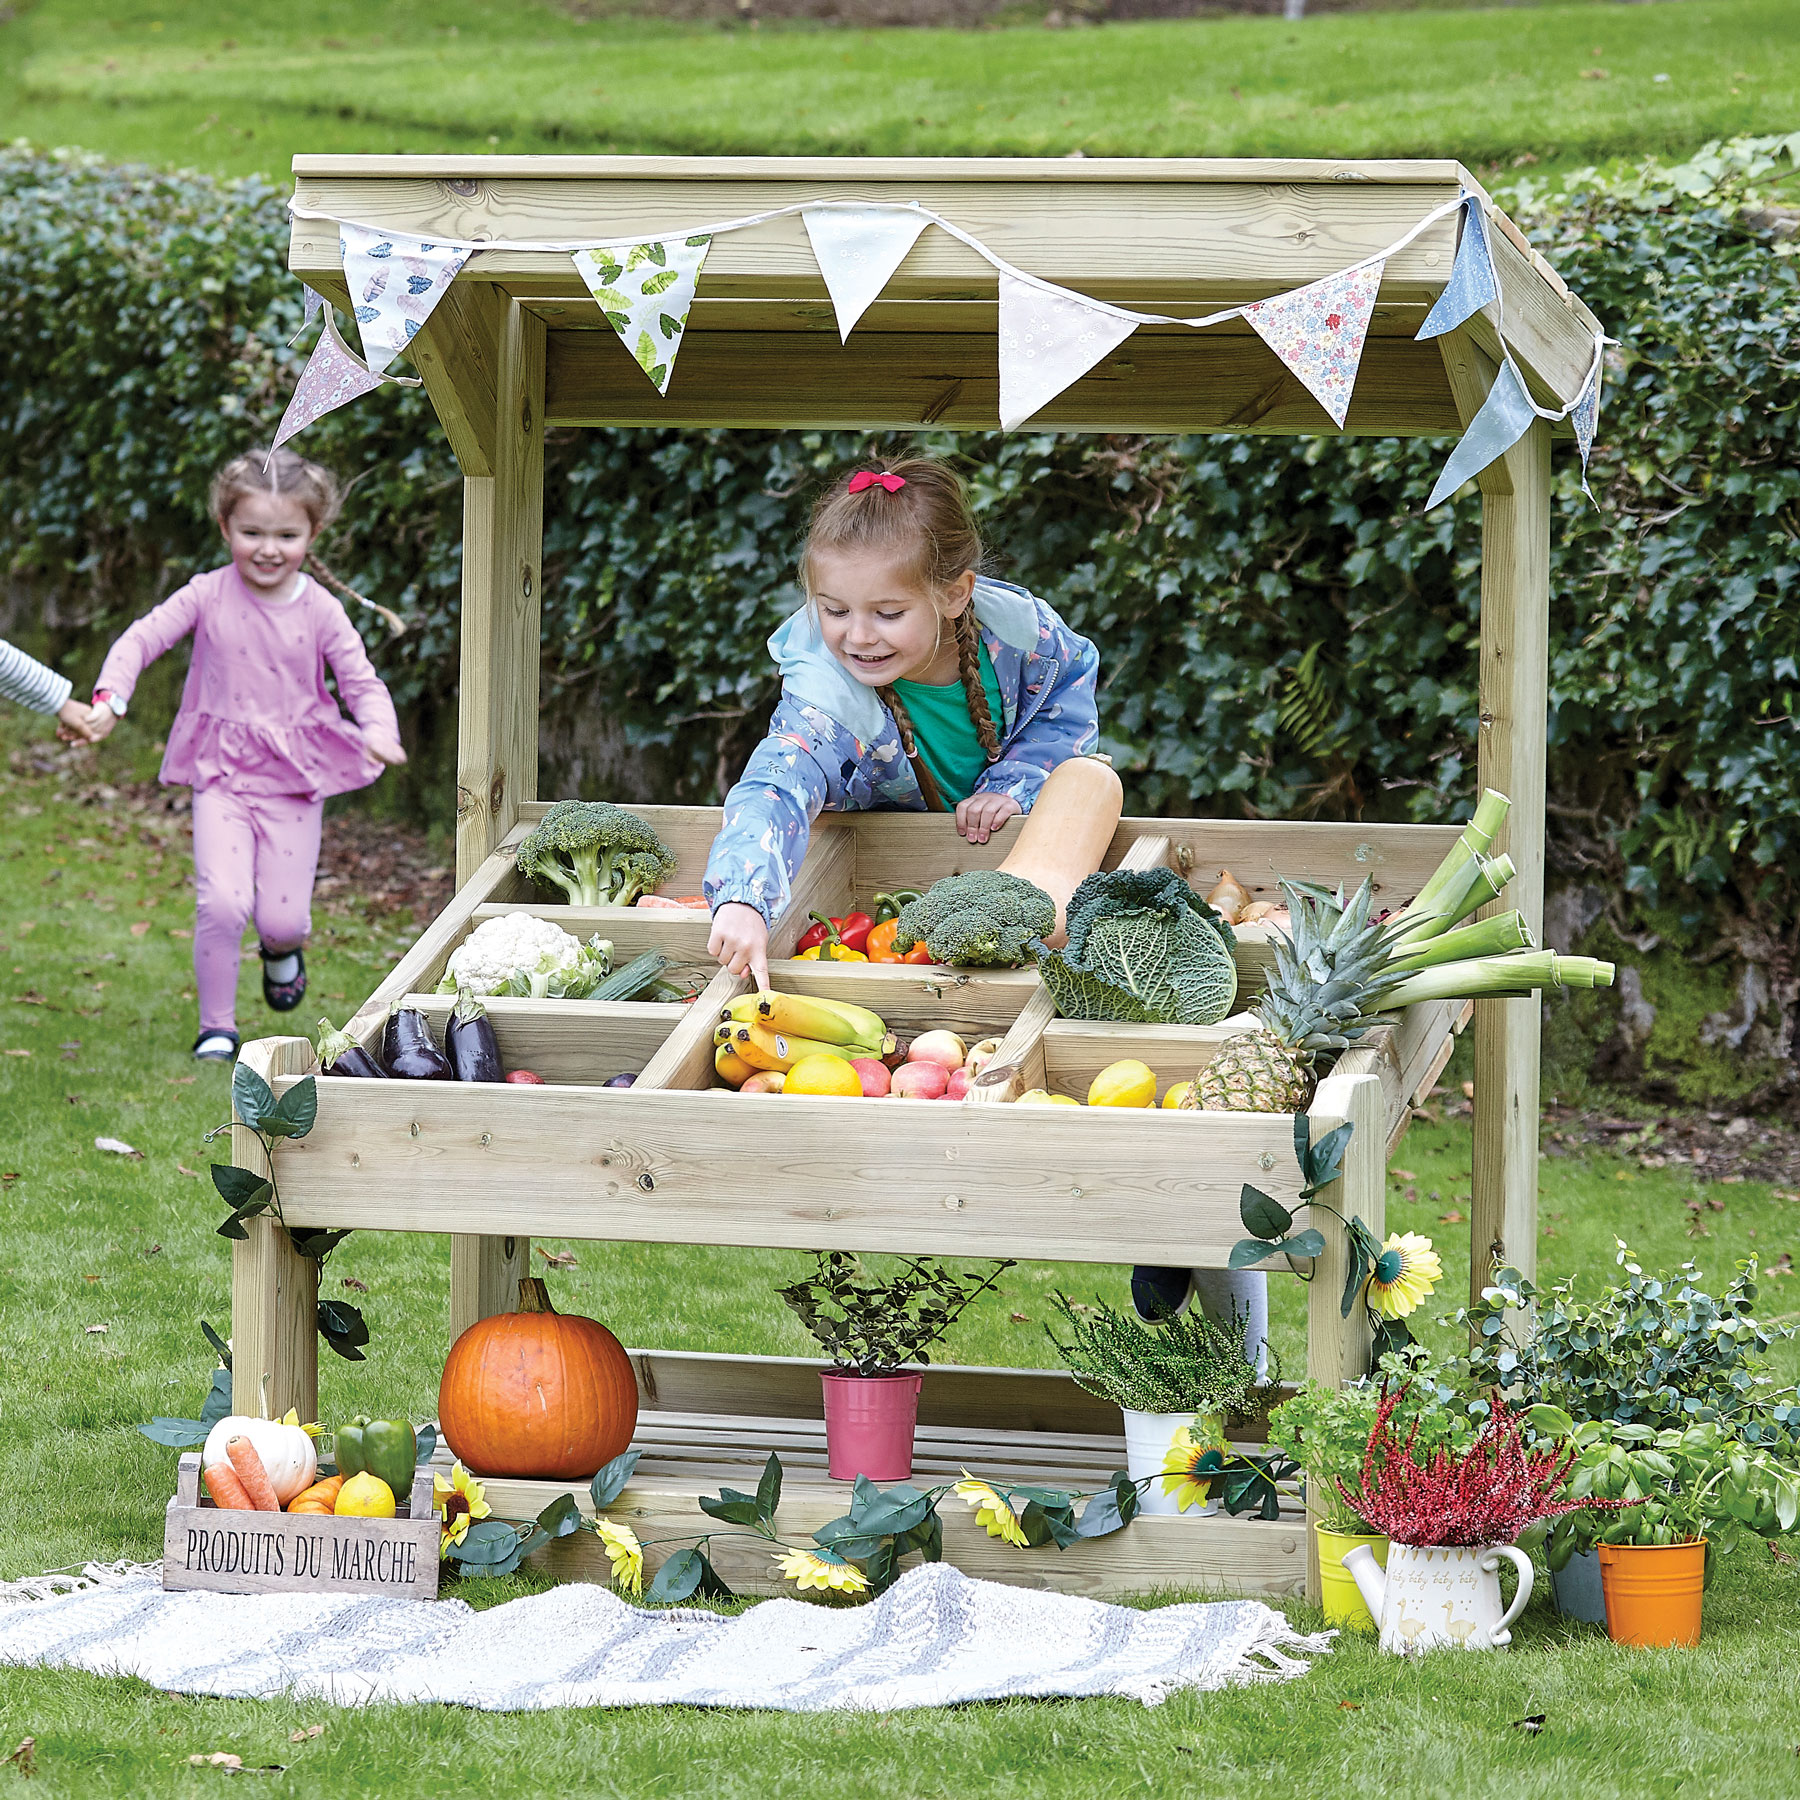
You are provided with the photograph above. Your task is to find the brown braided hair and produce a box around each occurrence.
[803,458,1002,803]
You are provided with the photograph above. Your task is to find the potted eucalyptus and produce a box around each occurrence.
[1456,1243,1795,1624]
[1047,1293,1280,1517]
[777,1252,1013,1482]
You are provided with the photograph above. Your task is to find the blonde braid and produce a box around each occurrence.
[954,606,1002,762]
[305,552,407,639]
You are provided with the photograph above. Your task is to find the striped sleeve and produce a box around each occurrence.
[0,639,73,716]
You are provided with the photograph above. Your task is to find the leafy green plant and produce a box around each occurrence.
[1045,1292,1280,1422]
[136,1323,235,1450]
[776,1253,1015,1378]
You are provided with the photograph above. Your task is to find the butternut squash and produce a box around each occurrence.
[998,756,1124,948]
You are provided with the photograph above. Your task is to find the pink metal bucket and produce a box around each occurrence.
[820,1372,922,1482]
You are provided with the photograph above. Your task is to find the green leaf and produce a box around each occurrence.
[450,1519,525,1566]
[756,1451,782,1524]
[413,1424,437,1465]
[1239,1184,1293,1241]
[210,1164,271,1209]
[1301,1121,1354,1196]
[198,1367,234,1428]
[138,1417,211,1447]
[1341,1235,1373,1319]
[231,1063,275,1132]
[1282,1228,1328,1260]
[270,1076,318,1139]
[591,1449,642,1510]
[536,1493,584,1539]
[646,1546,704,1603]
[697,1489,764,1527]
[215,1216,249,1241]
[1228,1237,1281,1270]
[317,1298,369,1361]
[199,1321,232,1367]
[287,1229,351,1262]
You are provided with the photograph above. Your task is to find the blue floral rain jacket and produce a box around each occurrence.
[702,578,1101,924]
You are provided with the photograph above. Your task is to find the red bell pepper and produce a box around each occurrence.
[796,909,875,956]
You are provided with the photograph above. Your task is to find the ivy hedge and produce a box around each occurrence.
[3,137,1796,1095]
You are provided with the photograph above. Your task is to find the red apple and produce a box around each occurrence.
[944,1067,972,1101]
[907,1029,967,1071]
[849,1057,891,1098]
[891,1060,949,1100]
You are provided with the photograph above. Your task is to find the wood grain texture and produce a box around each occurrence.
[230,1037,320,1423]
[1040,1019,1250,1101]
[408,279,509,476]
[449,1232,532,1345]
[402,994,685,1086]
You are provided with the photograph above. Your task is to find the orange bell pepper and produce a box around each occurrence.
[866,918,933,964]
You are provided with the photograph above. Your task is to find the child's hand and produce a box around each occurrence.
[709,902,770,993]
[364,733,408,766]
[955,791,1022,846]
[58,700,112,744]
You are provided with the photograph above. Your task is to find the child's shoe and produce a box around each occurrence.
[260,944,307,1012]
[1130,1266,1194,1323]
[193,1027,241,1063]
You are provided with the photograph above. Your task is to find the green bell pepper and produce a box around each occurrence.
[871,889,923,926]
[335,1416,417,1496]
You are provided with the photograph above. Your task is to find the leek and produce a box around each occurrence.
[1380,952,1615,1011]
[1391,851,1517,946]
[1408,788,1512,915]
[1388,910,1535,971]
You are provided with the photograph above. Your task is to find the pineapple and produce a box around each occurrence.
[1187,879,1403,1114]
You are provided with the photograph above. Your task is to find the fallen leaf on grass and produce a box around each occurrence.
[95,1136,143,1158]
[288,1726,324,1743]
[1338,1700,1362,1711]
[84,1323,107,1335]
[1438,1210,1466,1224]
[14,990,53,1007]
[1774,1190,1799,1204]
[1401,1184,1418,1204]
[176,1163,204,1179]
[1768,1253,1794,1277]
[1389,1169,1417,1182]
[340,1276,368,1293]
[1010,1311,1029,1323]
[1511,1714,1546,1734]
[6,1736,33,1774]
[166,1075,196,1086]
[143,1242,162,1257]
[1769,1541,1797,1567]
[3,1048,29,1058]
[60,1040,81,1059]
[534,1246,578,1270]
[129,921,151,937]
[83,1273,99,1283]
[190,1753,242,1769]
[0,1172,18,1184]
[168,928,193,940]
[1461,1081,1475,1100]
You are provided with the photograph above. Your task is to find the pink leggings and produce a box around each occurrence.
[192,787,323,1032]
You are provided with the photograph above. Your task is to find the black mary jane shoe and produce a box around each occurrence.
[193,1028,242,1063]
[260,944,308,1013]
[1130,1265,1194,1324]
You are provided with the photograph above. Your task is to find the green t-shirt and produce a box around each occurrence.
[893,643,1007,805]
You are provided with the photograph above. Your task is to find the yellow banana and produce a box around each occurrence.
[728,1027,791,1074]
[714,1043,755,1088]
[713,1021,740,1049]
[734,1022,877,1072]
[720,992,762,1026]
[756,989,888,1050]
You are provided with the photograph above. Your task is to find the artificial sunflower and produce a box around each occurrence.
[279,1407,323,1440]
[595,1520,644,1596]
[1159,1420,1230,1513]
[774,1548,870,1596]
[953,1471,1029,1547]
[433,1461,492,1559]
[1365,1231,1444,1319]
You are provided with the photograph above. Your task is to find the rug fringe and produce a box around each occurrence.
[0,1561,157,1606]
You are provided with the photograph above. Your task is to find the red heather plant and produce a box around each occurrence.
[1335,1383,1616,1548]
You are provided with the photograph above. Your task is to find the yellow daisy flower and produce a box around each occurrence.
[596,1520,644,1596]
[1159,1420,1230,1512]
[953,1471,1029,1547]
[433,1461,492,1559]
[279,1408,324,1440]
[774,1548,870,1595]
[1366,1232,1444,1319]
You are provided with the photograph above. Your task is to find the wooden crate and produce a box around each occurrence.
[162,1455,439,1599]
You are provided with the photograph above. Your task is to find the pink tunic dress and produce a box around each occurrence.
[96,564,399,800]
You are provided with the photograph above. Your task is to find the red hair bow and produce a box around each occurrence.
[847,469,906,494]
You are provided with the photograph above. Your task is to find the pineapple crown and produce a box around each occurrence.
[1257,878,1411,1058]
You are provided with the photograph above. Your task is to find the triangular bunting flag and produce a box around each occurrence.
[1242,261,1384,430]
[287,282,327,348]
[339,224,471,374]
[802,206,931,342]
[573,236,712,396]
[1425,357,1539,509]
[1570,354,1603,499]
[269,313,385,457]
[1416,198,1498,341]
[997,273,1138,432]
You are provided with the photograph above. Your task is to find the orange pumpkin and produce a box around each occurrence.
[437,1277,638,1480]
[287,1473,345,1514]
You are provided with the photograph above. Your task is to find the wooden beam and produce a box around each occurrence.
[1471,418,1551,1304]
[407,279,510,478]
[231,1037,320,1422]
[544,327,1463,435]
[448,1233,531,1346]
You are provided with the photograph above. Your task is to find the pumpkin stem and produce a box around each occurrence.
[517,1276,557,1315]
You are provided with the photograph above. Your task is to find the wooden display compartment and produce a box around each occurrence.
[163,1454,439,1600]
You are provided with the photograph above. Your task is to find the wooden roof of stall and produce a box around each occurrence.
[288,155,1600,437]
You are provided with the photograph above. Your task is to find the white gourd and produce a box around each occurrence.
[202,1415,317,1504]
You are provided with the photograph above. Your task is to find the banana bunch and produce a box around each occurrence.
[711,989,894,1085]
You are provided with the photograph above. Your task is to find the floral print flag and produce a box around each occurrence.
[997,271,1138,432]
[572,236,714,395]
[269,313,385,457]
[339,224,471,374]
[1242,260,1385,431]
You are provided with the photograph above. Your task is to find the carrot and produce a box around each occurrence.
[225,1435,282,1512]
[203,1460,255,1510]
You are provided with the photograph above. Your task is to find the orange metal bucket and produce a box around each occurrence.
[1598,1540,1706,1648]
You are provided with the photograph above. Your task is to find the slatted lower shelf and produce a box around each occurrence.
[441,1408,1308,1600]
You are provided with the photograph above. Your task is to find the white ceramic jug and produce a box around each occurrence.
[1341,1540,1534,1654]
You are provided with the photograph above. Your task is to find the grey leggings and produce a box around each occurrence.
[1192,1269,1270,1376]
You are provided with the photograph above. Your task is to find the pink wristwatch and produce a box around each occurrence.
[93,688,127,717]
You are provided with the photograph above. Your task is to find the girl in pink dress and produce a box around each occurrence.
[84,451,406,1061]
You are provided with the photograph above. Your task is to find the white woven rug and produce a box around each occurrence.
[0,1561,1330,1711]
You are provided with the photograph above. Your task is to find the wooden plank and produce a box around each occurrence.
[1040,1019,1252,1102]
[448,1232,531,1345]
[1302,1070,1384,1603]
[1472,418,1551,1304]
[471,902,714,961]
[763,962,1039,1039]
[268,1076,1305,1264]
[455,298,545,887]
[544,327,1462,435]
[401,995,684,1087]
[407,279,508,477]
[230,1037,321,1422]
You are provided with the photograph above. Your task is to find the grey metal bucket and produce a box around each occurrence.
[1551,1548,1607,1624]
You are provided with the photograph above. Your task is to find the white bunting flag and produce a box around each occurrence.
[1425,357,1538,509]
[573,236,713,396]
[997,272,1138,432]
[269,313,385,457]
[1570,354,1603,499]
[1242,261,1385,430]
[802,206,931,341]
[339,224,471,374]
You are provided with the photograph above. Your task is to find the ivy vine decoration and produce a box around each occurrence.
[203,1062,367,1362]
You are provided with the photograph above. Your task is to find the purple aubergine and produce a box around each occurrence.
[315,1016,387,1078]
[447,988,504,1082]
[382,1002,452,1080]
[603,1072,637,1089]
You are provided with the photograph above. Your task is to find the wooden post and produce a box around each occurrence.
[231,1037,319,1421]
[1302,1070,1385,1604]
[449,1234,531,1345]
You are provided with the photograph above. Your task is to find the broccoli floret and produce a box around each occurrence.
[516,800,677,907]
[892,871,1057,968]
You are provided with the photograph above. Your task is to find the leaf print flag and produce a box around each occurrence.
[1242,260,1385,431]
[572,235,713,396]
[339,224,471,374]
[997,271,1138,432]
[268,312,385,457]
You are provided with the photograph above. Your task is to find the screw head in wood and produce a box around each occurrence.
[944,1194,963,1210]
[410,1121,420,1138]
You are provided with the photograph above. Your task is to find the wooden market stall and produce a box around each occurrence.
[232,154,1601,1602]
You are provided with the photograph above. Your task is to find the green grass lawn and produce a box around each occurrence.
[3,703,1799,1795]
[3,0,1796,186]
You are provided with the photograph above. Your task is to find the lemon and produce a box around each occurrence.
[334,1471,396,1517]
[1162,1080,1197,1110]
[1017,1089,1081,1106]
[784,1053,863,1098]
[1088,1059,1158,1108]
